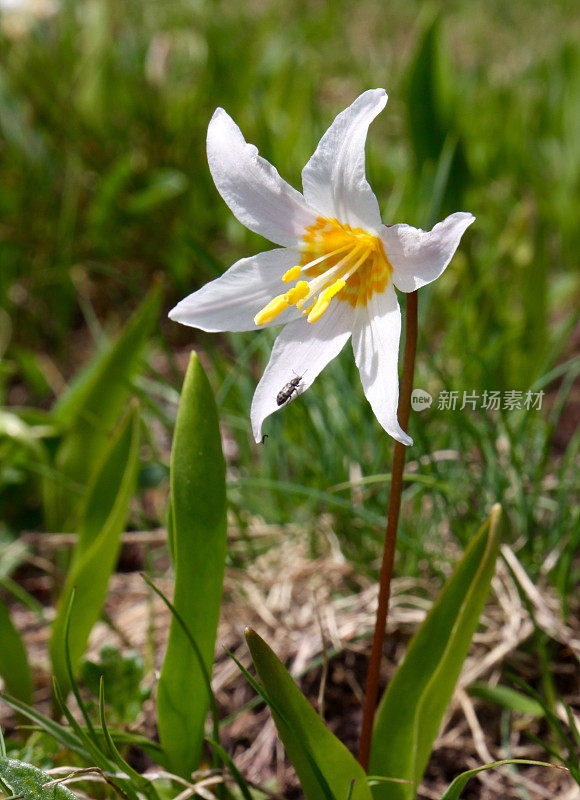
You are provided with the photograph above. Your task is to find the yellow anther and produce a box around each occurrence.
[254,295,289,326]
[325,278,346,299]
[282,265,302,283]
[302,300,316,315]
[307,279,345,323]
[307,297,330,323]
[284,280,309,305]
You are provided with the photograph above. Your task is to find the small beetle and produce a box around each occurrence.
[276,375,303,406]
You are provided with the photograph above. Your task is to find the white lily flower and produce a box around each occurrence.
[169,89,474,446]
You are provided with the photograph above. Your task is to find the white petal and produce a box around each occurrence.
[168,248,303,332]
[301,89,387,232]
[382,212,475,293]
[250,304,354,443]
[207,108,319,248]
[352,284,412,446]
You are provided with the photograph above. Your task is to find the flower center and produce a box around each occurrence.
[254,217,393,327]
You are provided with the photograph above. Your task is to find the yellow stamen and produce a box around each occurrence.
[284,280,309,305]
[254,218,393,330]
[282,265,302,283]
[254,294,289,326]
[307,279,346,323]
[340,248,372,283]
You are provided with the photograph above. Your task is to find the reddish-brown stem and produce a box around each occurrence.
[358,290,418,771]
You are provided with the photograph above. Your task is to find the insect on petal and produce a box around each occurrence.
[250,303,354,443]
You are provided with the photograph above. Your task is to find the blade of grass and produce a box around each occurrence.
[0,599,33,703]
[98,678,161,800]
[205,738,254,800]
[61,588,99,747]
[438,759,565,800]
[0,693,90,759]
[52,679,137,800]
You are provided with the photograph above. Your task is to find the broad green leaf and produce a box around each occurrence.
[0,757,77,800]
[157,353,227,779]
[438,759,560,800]
[0,598,33,703]
[246,628,373,800]
[405,14,468,215]
[230,640,335,800]
[42,283,161,531]
[75,401,142,558]
[369,505,502,800]
[143,574,220,764]
[406,15,447,165]
[467,683,545,717]
[49,406,141,696]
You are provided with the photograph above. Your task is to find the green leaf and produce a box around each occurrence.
[226,644,335,800]
[0,758,78,800]
[0,693,91,760]
[126,169,188,215]
[406,15,447,164]
[369,505,502,800]
[49,406,141,696]
[0,598,32,703]
[157,353,227,778]
[205,738,254,800]
[438,759,561,800]
[81,646,149,725]
[99,678,160,800]
[143,574,220,765]
[50,679,139,800]
[467,683,545,717]
[405,14,468,215]
[246,628,373,800]
[74,404,141,560]
[42,283,161,531]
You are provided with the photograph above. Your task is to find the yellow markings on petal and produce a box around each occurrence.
[307,279,346,323]
[254,217,393,329]
[254,295,289,326]
[300,218,393,311]
[284,280,309,305]
[282,265,302,283]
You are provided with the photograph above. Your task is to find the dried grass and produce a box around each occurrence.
[3,519,579,800]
